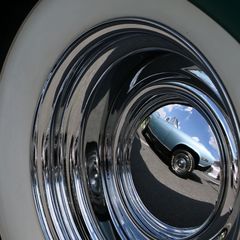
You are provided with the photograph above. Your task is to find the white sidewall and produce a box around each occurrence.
[0,0,239,239]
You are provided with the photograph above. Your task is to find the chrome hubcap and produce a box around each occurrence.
[176,157,187,169]
[31,18,240,239]
[172,152,191,173]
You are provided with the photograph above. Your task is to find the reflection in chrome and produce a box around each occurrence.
[144,104,218,176]
[131,104,221,228]
[31,18,240,239]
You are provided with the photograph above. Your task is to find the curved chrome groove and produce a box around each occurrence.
[31,18,240,239]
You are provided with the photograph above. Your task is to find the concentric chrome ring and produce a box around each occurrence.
[31,18,240,239]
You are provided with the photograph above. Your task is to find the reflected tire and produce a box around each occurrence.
[171,149,195,177]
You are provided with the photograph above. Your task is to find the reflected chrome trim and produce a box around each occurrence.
[31,18,240,239]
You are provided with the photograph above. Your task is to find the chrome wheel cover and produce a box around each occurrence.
[31,18,240,239]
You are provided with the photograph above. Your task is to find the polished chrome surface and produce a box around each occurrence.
[31,18,240,239]
[131,104,222,229]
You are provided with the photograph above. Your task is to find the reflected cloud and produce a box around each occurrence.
[208,126,219,152]
[165,104,180,112]
[184,106,193,113]
[192,136,200,142]
[156,108,166,118]
[209,135,218,151]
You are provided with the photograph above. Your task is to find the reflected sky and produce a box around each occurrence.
[156,104,220,161]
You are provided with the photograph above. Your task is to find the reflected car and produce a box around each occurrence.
[143,111,216,177]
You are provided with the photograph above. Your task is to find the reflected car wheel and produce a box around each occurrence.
[171,149,195,177]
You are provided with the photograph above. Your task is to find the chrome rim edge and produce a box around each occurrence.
[31,18,240,240]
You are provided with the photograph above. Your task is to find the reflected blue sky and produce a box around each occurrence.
[156,104,220,161]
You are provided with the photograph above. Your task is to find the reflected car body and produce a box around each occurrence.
[146,112,216,168]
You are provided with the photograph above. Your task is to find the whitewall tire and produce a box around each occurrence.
[0,0,239,239]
